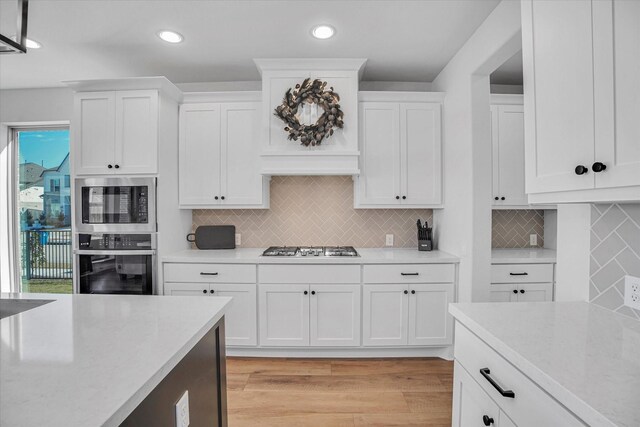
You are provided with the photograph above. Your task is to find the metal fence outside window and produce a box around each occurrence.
[21,230,72,279]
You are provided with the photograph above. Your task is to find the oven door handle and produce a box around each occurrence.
[75,250,156,256]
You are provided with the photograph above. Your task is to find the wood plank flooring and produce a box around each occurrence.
[226,357,453,427]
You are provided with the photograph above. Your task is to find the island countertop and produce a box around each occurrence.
[162,247,460,264]
[450,302,640,427]
[0,293,231,427]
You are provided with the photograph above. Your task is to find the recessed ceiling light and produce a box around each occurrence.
[157,30,183,44]
[311,25,335,40]
[11,36,41,49]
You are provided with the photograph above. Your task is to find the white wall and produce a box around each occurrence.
[555,204,591,301]
[431,0,522,302]
[0,88,73,123]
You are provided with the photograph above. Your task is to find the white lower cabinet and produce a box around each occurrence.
[490,263,555,303]
[310,284,361,347]
[259,284,310,347]
[163,282,257,346]
[489,283,553,303]
[363,282,453,347]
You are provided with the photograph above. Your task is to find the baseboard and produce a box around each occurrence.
[226,346,454,360]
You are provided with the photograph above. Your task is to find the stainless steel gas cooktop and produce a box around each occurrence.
[262,246,359,257]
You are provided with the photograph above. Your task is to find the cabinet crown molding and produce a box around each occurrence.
[359,91,445,103]
[63,76,182,102]
[254,58,367,79]
[182,91,261,104]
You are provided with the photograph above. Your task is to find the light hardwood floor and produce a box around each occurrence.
[226,357,454,427]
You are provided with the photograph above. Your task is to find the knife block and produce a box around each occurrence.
[418,239,433,251]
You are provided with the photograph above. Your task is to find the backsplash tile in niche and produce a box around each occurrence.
[492,210,544,248]
[193,176,432,248]
[590,203,640,320]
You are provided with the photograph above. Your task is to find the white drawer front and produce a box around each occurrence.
[490,263,553,284]
[164,263,257,283]
[259,264,361,284]
[455,323,585,427]
[363,264,454,284]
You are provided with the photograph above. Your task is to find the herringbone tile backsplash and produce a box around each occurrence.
[193,176,432,248]
[492,210,544,248]
[590,203,640,320]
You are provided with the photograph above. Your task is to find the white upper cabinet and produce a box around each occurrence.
[491,97,529,207]
[178,98,268,208]
[73,90,158,175]
[355,92,443,208]
[522,0,640,203]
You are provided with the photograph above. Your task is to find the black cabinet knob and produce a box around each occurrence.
[221,196,225,200]
[214,196,219,200]
[575,165,589,175]
[210,289,215,294]
[311,291,316,295]
[202,289,207,294]
[304,290,308,295]
[494,197,499,201]
[520,289,525,294]
[402,196,406,200]
[501,197,505,201]
[107,164,113,169]
[592,162,607,172]
[396,196,400,200]
[483,415,494,426]
[512,289,518,294]
[114,164,120,169]
[403,290,409,295]
[411,290,416,294]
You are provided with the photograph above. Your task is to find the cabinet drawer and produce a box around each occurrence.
[259,264,361,284]
[455,323,584,427]
[490,263,553,283]
[363,264,454,284]
[164,263,256,283]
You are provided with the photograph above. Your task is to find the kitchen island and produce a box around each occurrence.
[0,293,231,427]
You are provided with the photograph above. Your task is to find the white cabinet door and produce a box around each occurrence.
[499,412,517,427]
[517,283,553,302]
[452,361,501,427]
[492,104,528,206]
[401,102,442,206]
[213,283,257,346]
[220,102,264,206]
[593,0,640,189]
[114,90,158,174]
[73,92,116,175]
[163,282,209,296]
[522,0,596,193]
[358,102,401,206]
[489,284,518,303]
[179,103,222,206]
[363,284,408,346]
[309,284,360,347]
[408,283,453,346]
[259,284,309,347]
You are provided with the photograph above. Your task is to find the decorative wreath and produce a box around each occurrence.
[274,78,344,146]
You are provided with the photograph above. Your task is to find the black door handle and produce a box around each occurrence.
[402,196,406,200]
[520,289,525,294]
[509,272,528,276]
[221,196,225,200]
[483,415,494,426]
[396,196,400,200]
[304,290,308,295]
[107,164,113,169]
[575,165,589,175]
[512,289,518,294]
[401,273,419,276]
[214,196,219,200]
[114,164,120,169]
[501,196,505,200]
[202,289,207,294]
[480,368,515,398]
[403,290,408,295]
[210,289,215,294]
[592,162,607,172]
[200,272,218,276]
[311,290,316,295]
[494,197,499,201]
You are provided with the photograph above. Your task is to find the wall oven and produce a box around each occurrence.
[76,233,156,295]
[75,177,156,233]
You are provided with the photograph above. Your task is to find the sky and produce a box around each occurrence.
[18,130,70,169]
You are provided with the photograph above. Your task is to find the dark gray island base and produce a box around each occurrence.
[121,318,227,427]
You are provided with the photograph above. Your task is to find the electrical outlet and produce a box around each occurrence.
[235,233,241,246]
[175,390,190,427]
[385,234,394,247]
[530,234,537,246]
[624,275,640,310]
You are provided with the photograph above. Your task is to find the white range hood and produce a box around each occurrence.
[254,58,367,175]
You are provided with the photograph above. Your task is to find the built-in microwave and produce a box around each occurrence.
[75,177,156,233]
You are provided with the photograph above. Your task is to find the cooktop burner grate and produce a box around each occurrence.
[261,246,359,257]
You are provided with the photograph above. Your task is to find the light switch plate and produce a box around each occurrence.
[175,390,190,427]
[529,234,537,246]
[385,234,394,247]
[624,275,640,310]
[235,233,241,246]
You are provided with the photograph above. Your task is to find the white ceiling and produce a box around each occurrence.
[0,0,505,90]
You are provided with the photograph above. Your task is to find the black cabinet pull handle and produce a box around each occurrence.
[200,272,218,276]
[202,289,207,294]
[304,290,308,295]
[411,290,416,294]
[575,165,589,175]
[210,289,215,294]
[509,272,528,276]
[401,273,419,276]
[403,290,409,295]
[395,196,400,200]
[512,289,518,294]
[592,162,607,172]
[483,415,494,426]
[480,368,515,398]
[107,164,113,169]
[520,289,525,294]
[311,290,316,295]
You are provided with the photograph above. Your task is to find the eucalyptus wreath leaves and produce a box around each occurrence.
[274,78,344,146]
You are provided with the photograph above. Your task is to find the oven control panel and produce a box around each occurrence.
[78,233,155,250]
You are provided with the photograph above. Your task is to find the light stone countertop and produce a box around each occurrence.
[0,293,231,427]
[162,247,459,264]
[491,248,557,263]
[449,302,640,427]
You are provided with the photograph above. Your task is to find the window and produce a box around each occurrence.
[16,128,72,294]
